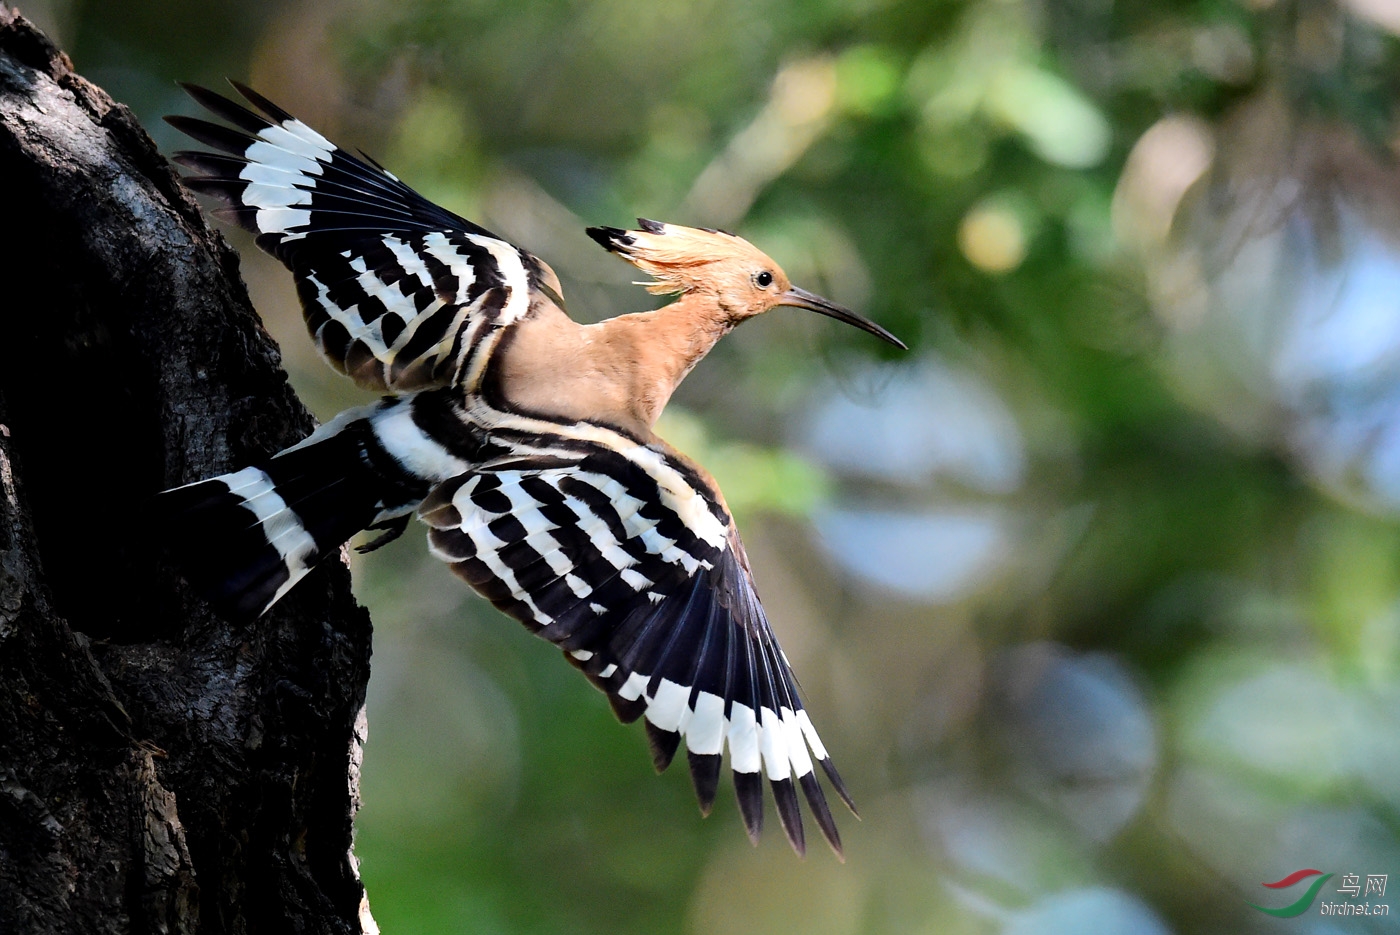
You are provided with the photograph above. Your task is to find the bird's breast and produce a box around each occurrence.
[489,312,652,436]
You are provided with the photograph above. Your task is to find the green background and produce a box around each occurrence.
[28,0,1400,931]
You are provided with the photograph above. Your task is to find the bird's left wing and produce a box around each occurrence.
[167,83,563,392]
[418,433,854,857]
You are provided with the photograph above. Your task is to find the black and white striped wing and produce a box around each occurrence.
[418,443,855,857]
[167,83,558,392]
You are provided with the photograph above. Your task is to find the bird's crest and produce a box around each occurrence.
[587,219,770,295]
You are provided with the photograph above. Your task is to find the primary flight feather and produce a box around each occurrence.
[159,82,906,859]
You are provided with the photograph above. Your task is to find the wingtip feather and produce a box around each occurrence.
[734,770,764,846]
[688,751,721,816]
[817,757,858,817]
[228,79,295,124]
[798,772,844,860]
[645,721,681,773]
[770,776,806,857]
[607,692,646,724]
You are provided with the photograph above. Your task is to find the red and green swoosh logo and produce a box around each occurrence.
[1248,870,1333,918]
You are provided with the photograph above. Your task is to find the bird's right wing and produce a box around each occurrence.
[167,83,563,392]
[417,431,854,858]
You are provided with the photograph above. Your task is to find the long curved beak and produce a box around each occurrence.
[778,286,908,350]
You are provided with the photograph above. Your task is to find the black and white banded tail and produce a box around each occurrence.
[158,396,469,618]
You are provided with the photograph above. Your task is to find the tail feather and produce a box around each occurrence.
[159,411,433,619]
[160,462,378,619]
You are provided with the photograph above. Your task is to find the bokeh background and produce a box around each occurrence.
[25,0,1400,931]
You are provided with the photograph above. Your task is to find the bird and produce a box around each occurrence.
[158,81,907,859]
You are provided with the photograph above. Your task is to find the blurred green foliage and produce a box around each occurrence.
[38,0,1400,930]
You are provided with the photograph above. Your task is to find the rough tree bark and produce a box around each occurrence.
[0,9,378,933]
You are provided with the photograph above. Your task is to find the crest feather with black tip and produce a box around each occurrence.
[585,219,777,295]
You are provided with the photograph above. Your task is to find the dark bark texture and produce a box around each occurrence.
[0,9,376,934]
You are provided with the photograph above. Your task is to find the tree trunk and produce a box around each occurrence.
[0,8,377,933]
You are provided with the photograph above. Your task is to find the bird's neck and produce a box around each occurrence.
[595,290,736,428]
[494,290,736,437]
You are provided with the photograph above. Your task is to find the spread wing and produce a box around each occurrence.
[417,437,855,857]
[167,83,562,392]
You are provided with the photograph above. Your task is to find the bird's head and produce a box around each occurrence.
[587,219,907,349]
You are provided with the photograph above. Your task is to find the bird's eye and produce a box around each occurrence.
[755,271,774,288]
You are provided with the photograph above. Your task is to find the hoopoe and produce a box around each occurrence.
[159,82,906,859]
